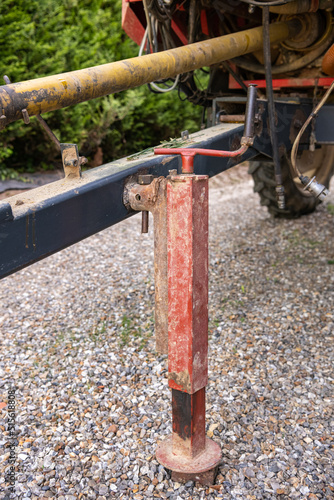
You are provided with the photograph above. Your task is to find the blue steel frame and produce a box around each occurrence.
[0,99,332,279]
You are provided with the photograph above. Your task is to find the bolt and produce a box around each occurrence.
[65,159,78,167]
[79,156,88,166]
[135,180,151,234]
[142,211,149,233]
[293,119,303,129]
[22,109,30,124]
[138,174,153,185]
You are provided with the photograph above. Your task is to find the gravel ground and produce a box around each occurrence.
[0,165,333,499]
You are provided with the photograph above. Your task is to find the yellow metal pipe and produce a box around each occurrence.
[0,21,298,126]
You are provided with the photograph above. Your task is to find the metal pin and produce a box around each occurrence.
[0,112,6,131]
[35,115,61,151]
[142,210,149,233]
[22,109,30,124]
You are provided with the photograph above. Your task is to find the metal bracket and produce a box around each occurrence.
[125,176,168,354]
[60,143,85,179]
[2,76,87,174]
[138,174,154,233]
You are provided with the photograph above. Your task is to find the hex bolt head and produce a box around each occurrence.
[138,174,154,185]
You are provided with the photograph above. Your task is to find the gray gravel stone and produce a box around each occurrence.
[0,166,333,499]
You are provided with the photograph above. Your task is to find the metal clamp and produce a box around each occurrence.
[138,174,154,233]
[2,75,87,177]
[60,143,87,179]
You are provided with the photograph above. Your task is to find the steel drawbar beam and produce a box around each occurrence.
[1,95,326,281]
[0,20,301,128]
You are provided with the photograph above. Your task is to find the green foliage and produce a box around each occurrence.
[0,0,202,174]
[0,167,22,181]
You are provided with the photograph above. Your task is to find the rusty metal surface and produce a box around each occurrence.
[141,210,149,233]
[156,437,221,484]
[127,178,168,354]
[155,168,222,484]
[220,114,246,123]
[0,22,297,127]
[60,144,82,179]
[167,174,208,394]
[2,75,61,151]
[172,388,206,459]
[169,466,219,486]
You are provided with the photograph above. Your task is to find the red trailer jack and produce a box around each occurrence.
[126,85,257,485]
[154,140,252,484]
[156,158,220,485]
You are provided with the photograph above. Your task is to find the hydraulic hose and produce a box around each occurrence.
[290,80,334,200]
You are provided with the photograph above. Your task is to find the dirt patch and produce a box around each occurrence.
[0,189,28,201]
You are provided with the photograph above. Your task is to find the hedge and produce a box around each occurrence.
[0,0,202,175]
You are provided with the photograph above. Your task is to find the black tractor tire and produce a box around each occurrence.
[248,146,334,218]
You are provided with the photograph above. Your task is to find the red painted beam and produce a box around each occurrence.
[229,76,334,90]
[167,173,209,395]
[122,0,145,46]
[156,169,221,483]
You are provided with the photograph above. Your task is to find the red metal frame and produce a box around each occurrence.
[171,19,188,45]
[229,76,334,90]
[201,10,209,37]
[122,0,334,92]
[122,0,145,46]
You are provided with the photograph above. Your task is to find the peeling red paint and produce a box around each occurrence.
[156,168,221,483]
[167,174,208,394]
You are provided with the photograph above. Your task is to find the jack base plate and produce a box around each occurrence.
[156,436,222,486]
